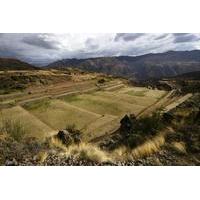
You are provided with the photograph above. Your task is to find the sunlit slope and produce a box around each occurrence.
[0,106,55,138]
[62,93,144,116]
[24,99,101,130]
[0,85,167,141]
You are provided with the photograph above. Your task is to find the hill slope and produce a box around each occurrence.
[0,58,37,70]
[47,50,200,79]
[174,71,200,80]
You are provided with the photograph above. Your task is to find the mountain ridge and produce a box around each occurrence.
[46,50,200,79]
[0,58,37,70]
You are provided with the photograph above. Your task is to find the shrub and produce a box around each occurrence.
[0,119,26,142]
[98,78,105,84]
[119,112,165,149]
[125,134,144,148]
[135,112,164,136]
[66,124,82,144]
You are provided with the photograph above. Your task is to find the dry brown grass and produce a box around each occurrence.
[0,106,54,138]
[36,151,48,163]
[0,132,7,141]
[61,134,165,163]
[109,135,166,161]
[49,137,113,163]
[49,133,167,163]
[130,135,165,159]
[0,117,26,141]
[64,143,113,163]
[49,136,68,151]
[171,142,187,154]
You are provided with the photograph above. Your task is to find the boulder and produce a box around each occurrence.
[120,115,133,135]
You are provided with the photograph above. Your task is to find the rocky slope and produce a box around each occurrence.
[1,136,199,166]
[47,50,200,80]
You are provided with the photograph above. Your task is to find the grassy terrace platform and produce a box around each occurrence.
[1,83,167,141]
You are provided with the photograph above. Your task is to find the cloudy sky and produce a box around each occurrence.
[0,33,200,65]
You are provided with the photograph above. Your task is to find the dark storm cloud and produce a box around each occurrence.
[0,46,20,58]
[22,34,60,49]
[114,33,145,42]
[173,33,200,43]
[0,34,26,58]
[0,33,62,65]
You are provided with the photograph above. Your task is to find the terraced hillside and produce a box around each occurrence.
[0,106,56,138]
[2,69,187,142]
[1,83,167,141]
[1,69,197,166]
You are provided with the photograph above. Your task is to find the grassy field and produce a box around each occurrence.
[62,93,145,116]
[93,91,157,107]
[0,83,167,141]
[82,114,119,140]
[24,99,102,131]
[0,106,55,138]
[120,86,166,98]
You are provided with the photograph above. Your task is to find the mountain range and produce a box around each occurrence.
[47,50,200,80]
[0,58,37,70]
[1,50,200,80]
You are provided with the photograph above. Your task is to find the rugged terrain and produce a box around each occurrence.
[47,50,200,79]
[0,58,199,166]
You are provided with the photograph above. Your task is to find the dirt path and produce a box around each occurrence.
[136,90,174,118]
[90,90,188,144]
[82,115,119,141]
[104,84,125,91]
[0,80,122,109]
[163,93,193,112]
[0,80,95,102]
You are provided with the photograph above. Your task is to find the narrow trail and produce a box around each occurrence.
[0,80,123,109]
[136,90,174,118]
[90,91,173,143]
[163,93,193,113]
[90,90,192,144]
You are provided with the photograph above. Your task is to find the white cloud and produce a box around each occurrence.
[0,33,200,65]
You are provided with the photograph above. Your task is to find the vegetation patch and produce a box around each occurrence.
[126,90,147,97]
[0,118,26,142]
[23,98,51,111]
[63,93,144,116]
